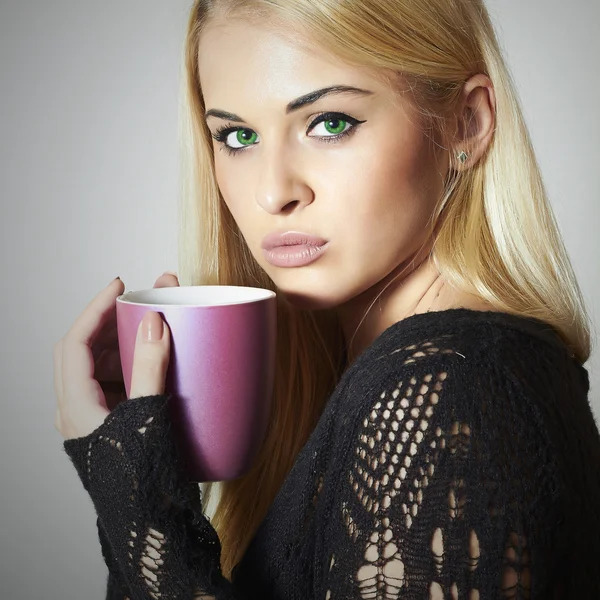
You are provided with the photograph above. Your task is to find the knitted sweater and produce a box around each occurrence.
[63,308,600,599]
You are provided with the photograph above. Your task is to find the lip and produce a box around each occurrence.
[263,243,329,267]
[261,230,328,251]
[261,231,329,268]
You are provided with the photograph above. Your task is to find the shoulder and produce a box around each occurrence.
[344,307,573,391]
[316,312,578,600]
[332,309,576,449]
[320,312,573,528]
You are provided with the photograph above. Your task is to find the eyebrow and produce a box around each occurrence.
[204,85,374,122]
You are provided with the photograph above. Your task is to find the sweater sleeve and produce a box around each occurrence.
[315,348,565,599]
[63,394,242,600]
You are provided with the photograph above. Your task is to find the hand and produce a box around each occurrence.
[53,272,180,441]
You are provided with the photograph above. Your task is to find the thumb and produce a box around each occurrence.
[129,310,171,400]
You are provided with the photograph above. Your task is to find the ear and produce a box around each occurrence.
[451,73,497,172]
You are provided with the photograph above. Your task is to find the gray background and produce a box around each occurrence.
[1,0,598,597]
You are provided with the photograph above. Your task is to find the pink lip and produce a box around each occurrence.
[261,231,329,268]
[263,244,329,267]
[261,231,328,251]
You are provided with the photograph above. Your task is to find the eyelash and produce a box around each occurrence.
[211,111,365,156]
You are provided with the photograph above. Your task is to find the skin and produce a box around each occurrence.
[199,20,497,362]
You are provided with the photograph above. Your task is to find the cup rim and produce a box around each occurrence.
[117,285,276,308]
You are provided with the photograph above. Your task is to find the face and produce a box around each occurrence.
[198,20,450,311]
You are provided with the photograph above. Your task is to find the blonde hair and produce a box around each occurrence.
[176,0,592,578]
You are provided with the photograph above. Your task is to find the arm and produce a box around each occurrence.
[63,394,239,600]
[99,520,219,600]
[315,352,563,599]
[97,517,135,600]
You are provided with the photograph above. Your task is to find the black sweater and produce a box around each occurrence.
[63,308,600,599]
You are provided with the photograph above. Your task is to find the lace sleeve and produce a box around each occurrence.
[96,516,134,599]
[63,395,239,600]
[317,350,564,599]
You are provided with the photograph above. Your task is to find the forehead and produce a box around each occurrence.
[197,20,393,108]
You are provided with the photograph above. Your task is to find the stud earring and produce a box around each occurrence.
[457,150,469,164]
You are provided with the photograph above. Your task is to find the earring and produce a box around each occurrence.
[457,150,469,164]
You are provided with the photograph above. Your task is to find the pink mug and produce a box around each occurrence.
[116,285,277,482]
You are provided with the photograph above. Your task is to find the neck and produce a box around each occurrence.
[336,241,444,364]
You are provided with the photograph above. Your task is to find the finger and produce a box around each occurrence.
[68,278,125,347]
[154,273,180,288]
[61,278,125,407]
[129,310,171,400]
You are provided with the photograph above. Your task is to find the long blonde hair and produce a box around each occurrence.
[175,0,592,578]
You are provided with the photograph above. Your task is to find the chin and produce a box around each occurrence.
[276,286,344,312]
[270,269,379,312]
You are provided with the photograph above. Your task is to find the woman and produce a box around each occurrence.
[53,0,600,598]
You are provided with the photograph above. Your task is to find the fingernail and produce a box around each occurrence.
[142,311,164,342]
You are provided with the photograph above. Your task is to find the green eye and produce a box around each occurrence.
[323,119,347,135]
[307,112,363,139]
[236,129,258,146]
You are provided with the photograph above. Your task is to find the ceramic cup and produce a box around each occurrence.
[116,285,277,482]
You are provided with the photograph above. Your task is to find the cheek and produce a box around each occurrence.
[361,134,441,224]
[214,158,248,222]
[337,136,442,261]
[214,158,231,201]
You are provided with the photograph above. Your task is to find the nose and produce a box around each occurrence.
[254,146,314,214]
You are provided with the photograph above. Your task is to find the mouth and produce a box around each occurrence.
[261,230,328,251]
[262,241,329,268]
